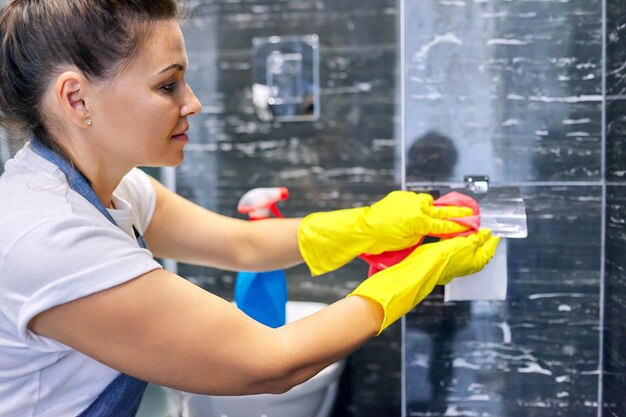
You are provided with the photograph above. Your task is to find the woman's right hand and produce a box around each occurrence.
[298,191,474,276]
[428,229,501,285]
[349,229,499,334]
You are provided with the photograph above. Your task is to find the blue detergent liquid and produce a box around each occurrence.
[234,269,287,328]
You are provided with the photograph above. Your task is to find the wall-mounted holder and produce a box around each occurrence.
[464,175,490,194]
[252,34,320,122]
[443,184,528,302]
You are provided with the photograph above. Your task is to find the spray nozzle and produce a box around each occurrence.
[237,187,289,220]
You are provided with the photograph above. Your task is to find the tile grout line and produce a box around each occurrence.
[598,0,607,415]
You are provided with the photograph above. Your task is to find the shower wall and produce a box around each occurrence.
[177,1,401,416]
[603,0,626,415]
[403,0,626,416]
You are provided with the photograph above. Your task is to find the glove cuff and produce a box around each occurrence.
[348,248,447,334]
[298,207,371,276]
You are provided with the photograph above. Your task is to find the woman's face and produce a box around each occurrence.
[86,20,201,169]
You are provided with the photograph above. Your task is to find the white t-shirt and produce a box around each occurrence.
[0,142,162,417]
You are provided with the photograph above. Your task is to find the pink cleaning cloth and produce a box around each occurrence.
[431,192,480,238]
[359,191,481,276]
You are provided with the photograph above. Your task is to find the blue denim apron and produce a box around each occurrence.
[31,138,149,417]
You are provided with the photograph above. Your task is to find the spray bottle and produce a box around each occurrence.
[234,187,290,328]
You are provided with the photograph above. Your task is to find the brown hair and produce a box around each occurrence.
[0,0,181,158]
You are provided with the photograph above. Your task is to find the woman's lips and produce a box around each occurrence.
[171,133,189,141]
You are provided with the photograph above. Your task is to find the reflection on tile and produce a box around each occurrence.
[603,189,626,417]
[405,186,601,417]
[404,0,602,183]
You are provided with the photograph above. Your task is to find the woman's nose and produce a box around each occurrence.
[181,84,202,116]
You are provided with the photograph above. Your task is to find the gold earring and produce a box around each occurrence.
[85,119,93,126]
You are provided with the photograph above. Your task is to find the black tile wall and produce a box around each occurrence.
[403,0,610,416]
[603,2,626,415]
[606,100,626,182]
[604,186,626,417]
[607,0,626,99]
[406,186,602,417]
[404,0,603,184]
[176,1,401,416]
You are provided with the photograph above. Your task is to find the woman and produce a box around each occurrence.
[0,1,499,416]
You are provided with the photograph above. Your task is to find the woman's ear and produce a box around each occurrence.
[54,71,93,128]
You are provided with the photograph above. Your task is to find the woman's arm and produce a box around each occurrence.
[29,269,383,395]
[144,177,304,271]
[28,225,496,394]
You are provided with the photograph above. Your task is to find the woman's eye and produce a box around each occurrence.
[160,82,177,94]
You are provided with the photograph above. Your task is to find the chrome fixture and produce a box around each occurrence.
[252,34,320,122]
[464,175,489,194]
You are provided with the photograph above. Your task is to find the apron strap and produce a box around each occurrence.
[77,374,148,417]
[31,138,149,250]
[31,139,118,225]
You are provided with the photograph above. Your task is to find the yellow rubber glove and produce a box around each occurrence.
[298,191,474,276]
[349,229,499,335]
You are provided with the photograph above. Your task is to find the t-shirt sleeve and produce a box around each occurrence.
[1,215,162,352]
[114,168,157,235]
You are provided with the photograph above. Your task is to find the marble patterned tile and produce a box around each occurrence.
[405,186,601,417]
[607,0,626,98]
[184,0,397,50]
[604,5,626,408]
[603,188,626,417]
[607,99,626,182]
[404,0,602,183]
